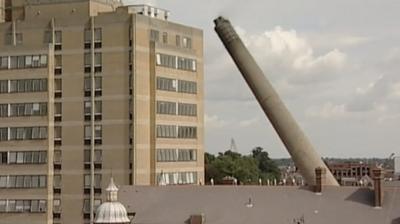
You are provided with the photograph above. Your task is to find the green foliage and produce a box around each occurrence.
[205,147,280,185]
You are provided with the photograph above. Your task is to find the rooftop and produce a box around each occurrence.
[119,185,400,224]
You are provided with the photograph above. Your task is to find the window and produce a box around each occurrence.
[94,28,102,48]
[84,53,91,71]
[84,77,102,97]
[0,80,8,93]
[7,151,47,164]
[0,176,7,188]
[84,53,102,73]
[84,28,102,49]
[84,149,102,163]
[9,127,48,140]
[178,80,197,94]
[5,175,46,188]
[176,35,181,47]
[84,174,101,189]
[162,32,168,44]
[156,53,176,69]
[157,171,197,185]
[150,29,159,42]
[83,199,101,213]
[0,200,5,212]
[44,30,52,43]
[55,79,62,98]
[84,29,91,47]
[156,77,177,91]
[178,126,197,139]
[54,102,62,121]
[156,125,176,138]
[157,149,197,162]
[0,56,8,69]
[54,126,62,140]
[182,37,192,49]
[0,128,8,141]
[53,199,61,213]
[54,31,62,50]
[54,175,61,189]
[178,103,197,116]
[54,150,62,164]
[9,103,47,117]
[0,104,8,117]
[5,33,12,45]
[177,57,196,71]
[0,152,7,164]
[156,101,176,115]
[16,33,23,45]
[84,101,102,120]
[9,79,47,93]
[84,125,102,139]
[0,55,47,70]
[54,55,62,74]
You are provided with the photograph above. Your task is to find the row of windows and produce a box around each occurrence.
[0,103,47,117]
[83,174,102,188]
[84,77,102,91]
[150,30,192,49]
[0,55,48,70]
[0,127,48,141]
[157,171,197,185]
[83,199,101,213]
[0,200,47,213]
[156,101,197,116]
[156,53,197,72]
[157,149,197,162]
[0,151,47,165]
[0,175,46,188]
[0,79,47,94]
[156,125,197,139]
[84,125,102,139]
[156,101,176,115]
[83,149,102,163]
[84,101,102,115]
[156,77,197,94]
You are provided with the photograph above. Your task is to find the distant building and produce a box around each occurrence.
[327,162,374,185]
[395,157,400,176]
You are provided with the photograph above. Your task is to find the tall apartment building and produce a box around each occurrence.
[0,0,204,223]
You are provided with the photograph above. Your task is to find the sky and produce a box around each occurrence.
[124,0,400,158]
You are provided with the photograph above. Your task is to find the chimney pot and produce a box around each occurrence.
[372,168,384,208]
[314,167,326,194]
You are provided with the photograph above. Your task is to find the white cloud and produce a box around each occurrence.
[306,102,346,119]
[238,117,260,127]
[237,26,347,85]
[204,114,229,129]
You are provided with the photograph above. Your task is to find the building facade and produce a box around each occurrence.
[0,0,204,223]
[328,162,373,185]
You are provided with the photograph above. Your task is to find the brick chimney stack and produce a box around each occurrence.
[372,168,384,208]
[314,167,326,194]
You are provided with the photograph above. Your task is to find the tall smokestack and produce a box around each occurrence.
[214,16,338,186]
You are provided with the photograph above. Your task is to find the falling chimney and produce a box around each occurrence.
[372,168,384,208]
[314,167,326,194]
[213,17,338,186]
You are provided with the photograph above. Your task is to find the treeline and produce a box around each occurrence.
[205,147,280,185]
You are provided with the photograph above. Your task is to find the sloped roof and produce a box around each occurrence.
[119,184,400,224]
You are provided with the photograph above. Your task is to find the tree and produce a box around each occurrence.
[205,148,280,184]
[252,147,280,180]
